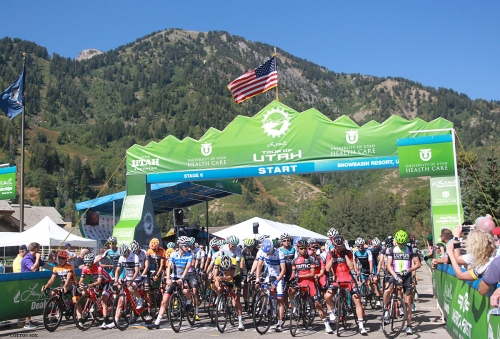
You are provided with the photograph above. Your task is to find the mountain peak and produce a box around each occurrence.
[76,48,103,61]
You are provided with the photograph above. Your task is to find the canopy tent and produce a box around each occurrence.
[213,217,329,242]
[0,216,97,248]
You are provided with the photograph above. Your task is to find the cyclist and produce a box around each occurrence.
[247,235,269,281]
[278,233,296,299]
[165,242,175,259]
[185,237,201,321]
[383,230,421,335]
[354,237,377,304]
[255,238,286,332]
[291,239,333,334]
[368,237,383,306]
[41,249,77,296]
[144,238,166,289]
[149,236,193,329]
[204,238,220,273]
[130,240,148,277]
[113,242,143,327]
[194,243,206,273]
[78,252,114,329]
[103,236,123,278]
[213,254,245,331]
[325,235,368,335]
[241,238,259,312]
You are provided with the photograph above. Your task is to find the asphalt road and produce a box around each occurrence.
[1,265,450,338]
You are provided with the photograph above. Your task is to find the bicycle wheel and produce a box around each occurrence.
[333,294,343,336]
[227,297,237,326]
[382,297,406,339]
[289,298,301,337]
[141,290,159,324]
[360,283,368,307]
[215,294,228,333]
[168,293,183,332]
[303,297,315,328]
[253,294,271,335]
[113,294,133,331]
[341,297,349,331]
[43,296,63,332]
[74,296,97,331]
[185,293,196,326]
[207,290,216,323]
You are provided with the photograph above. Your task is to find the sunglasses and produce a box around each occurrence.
[57,257,67,260]
[108,242,117,245]
[298,247,306,250]
[282,239,290,242]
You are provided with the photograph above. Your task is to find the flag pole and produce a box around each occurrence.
[274,47,279,102]
[19,53,26,233]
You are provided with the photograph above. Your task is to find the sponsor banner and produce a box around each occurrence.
[126,100,453,176]
[397,135,455,178]
[0,166,16,200]
[434,265,500,339]
[430,177,463,240]
[147,156,400,184]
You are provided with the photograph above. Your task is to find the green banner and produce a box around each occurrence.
[397,136,455,178]
[0,166,16,200]
[430,176,463,239]
[126,101,453,176]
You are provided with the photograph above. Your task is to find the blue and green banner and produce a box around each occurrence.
[430,176,463,241]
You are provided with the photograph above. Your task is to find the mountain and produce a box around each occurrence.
[0,30,498,239]
[76,48,103,61]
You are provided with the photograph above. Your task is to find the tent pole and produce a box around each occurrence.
[206,200,209,248]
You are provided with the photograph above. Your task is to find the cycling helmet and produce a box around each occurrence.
[57,250,68,258]
[355,237,365,246]
[280,233,291,241]
[209,238,218,248]
[167,242,175,249]
[226,235,239,246]
[107,236,118,244]
[272,238,280,247]
[332,235,345,246]
[130,240,140,253]
[307,238,316,245]
[324,240,332,251]
[220,255,232,271]
[220,239,227,245]
[83,252,95,264]
[394,230,409,244]
[372,237,381,246]
[296,239,307,247]
[262,239,273,253]
[149,238,160,250]
[258,235,269,243]
[118,243,130,256]
[188,237,196,246]
[177,236,190,245]
[244,238,256,247]
[327,228,339,239]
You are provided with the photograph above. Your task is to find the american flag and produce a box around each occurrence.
[228,56,278,104]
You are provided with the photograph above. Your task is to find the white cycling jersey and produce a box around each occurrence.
[258,248,285,277]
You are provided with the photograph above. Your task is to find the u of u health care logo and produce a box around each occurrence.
[201,143,212,156]
[345,130,359,144]
[419,149,432,162]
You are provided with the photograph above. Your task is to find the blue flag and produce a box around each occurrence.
[0,66,25,119]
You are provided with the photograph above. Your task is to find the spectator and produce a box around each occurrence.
[65,242,77,266]
[431,228,453,268]
[94,247,113,273]
[12,245,27,273]
[73,248,90,269]
[45,250,58,270]
[446,226,496,280]
[21,242,50,329]
[478,254,500,306]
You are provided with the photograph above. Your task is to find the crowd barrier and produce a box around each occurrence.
[433,263,500,339]
[0,270,83,321]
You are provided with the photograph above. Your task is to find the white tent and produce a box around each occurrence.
[213,217,329,242]
[0,216,97,248]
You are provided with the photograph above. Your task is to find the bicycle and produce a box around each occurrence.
[215,280,238,333]
[331,281,358,336]
[252,281,279,335]
[167,279,196,332]
[289,282,315,337]
[73,284,115,330]
[381,281,407,338]
[42,287,74,332]
[112,280,158,331]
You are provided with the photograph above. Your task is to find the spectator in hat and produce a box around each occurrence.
[65,243,77,266]
[12,245,28,273]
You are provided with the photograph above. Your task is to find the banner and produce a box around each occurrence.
[0,166,16,200]
[126,100,453,179]
[430,176,463,239]
[397,135,455,178]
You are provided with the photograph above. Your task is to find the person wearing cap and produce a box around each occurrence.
[13,245,28,273]
[65,242,77,266]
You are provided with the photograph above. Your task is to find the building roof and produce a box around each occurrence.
[9,204,65,230]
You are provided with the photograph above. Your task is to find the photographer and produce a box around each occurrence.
[446,224,496,281]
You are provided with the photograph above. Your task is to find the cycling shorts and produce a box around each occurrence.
[328,278,359,295]
[387,274,413,295]
[296,279,319,302]
[265,276,285,298]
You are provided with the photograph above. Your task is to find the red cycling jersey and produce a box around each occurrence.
[326,249,354,281]
[81,263,113,283]
[292,255,317,298]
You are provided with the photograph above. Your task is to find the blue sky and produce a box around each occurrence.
[3,1,499,101]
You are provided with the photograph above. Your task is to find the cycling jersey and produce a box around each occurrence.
[387,245,416,274]
[326,249,354,281]
[214,256,237,274]
[81,264,113,283]
[52,263,77,285]
[146,247,166,272]
[118,253,141,281]
[168,251,193,279]
[279,246,296,277]
[215,245,242,276]
[292,255,318,300]
[241,247,259,272]
[354,249,373,275]
[259,249,285,278]
[136,249,147,271]
[368,246,381,265]
[104,248,122,278]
